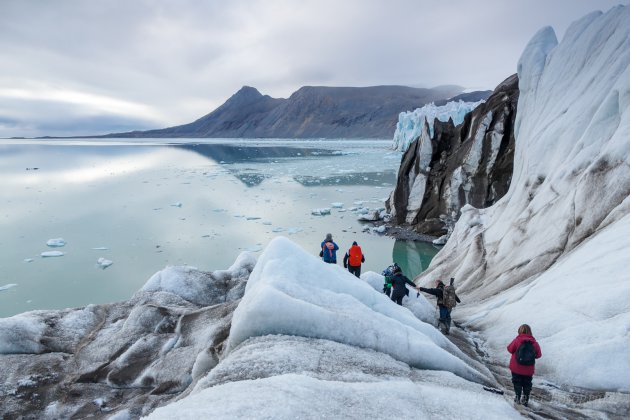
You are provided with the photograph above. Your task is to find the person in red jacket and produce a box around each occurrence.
[343,241,365,277]
[507,324,542,406]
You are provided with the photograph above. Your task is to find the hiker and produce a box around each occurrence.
[319,233,339,264]
[343,241,365,277]
[507,324,542,407]
[389,265,416,305]
[418,277,460,334]
[381,263,398,297]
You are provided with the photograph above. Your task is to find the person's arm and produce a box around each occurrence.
[507,338,518,354]
[419,287,440,297]
[343,252,349,268]
[534,341,542,359]
[333,242,339,251]
[405,277,416,288]
[361,254,365,263]
[455,293,461,303]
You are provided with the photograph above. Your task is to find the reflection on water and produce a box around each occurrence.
[391,240,440,279]
[0,139,438,317]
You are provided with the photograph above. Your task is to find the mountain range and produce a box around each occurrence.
[102,85,491,139]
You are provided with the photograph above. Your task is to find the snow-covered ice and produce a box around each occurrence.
[392,100,485,151]
[46,238,66,247]
[311,208,331,216]
[0,284,17,291]
[40,251,64,258]
[417,6,630,391]
[96,257,113,269]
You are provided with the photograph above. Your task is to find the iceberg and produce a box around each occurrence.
[96,257,113,269]
[46,238,66,247]
[41,251,64,258]
[392,100,485,151]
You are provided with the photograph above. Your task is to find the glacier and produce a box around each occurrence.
[416,6,630,392]
[392,100,485,152]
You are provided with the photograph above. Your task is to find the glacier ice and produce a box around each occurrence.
[392,100,485,152]
[417,5,630,391]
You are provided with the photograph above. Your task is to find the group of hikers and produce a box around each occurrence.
[319,232,543,408]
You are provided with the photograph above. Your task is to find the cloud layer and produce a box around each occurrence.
[0,0,624,137]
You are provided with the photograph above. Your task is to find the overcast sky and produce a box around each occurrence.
[0,0,626,137]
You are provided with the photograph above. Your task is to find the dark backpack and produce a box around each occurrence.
[516,340,536,366]
[442,285,458,309]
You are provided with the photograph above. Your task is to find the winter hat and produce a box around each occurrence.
[325,233,333,241]
[352,241,358,245]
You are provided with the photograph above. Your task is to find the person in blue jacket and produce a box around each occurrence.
[389,266,416,305]
[320,233,339,264]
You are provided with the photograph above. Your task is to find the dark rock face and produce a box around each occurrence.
[386,75,519,236]
[105,85,471,139]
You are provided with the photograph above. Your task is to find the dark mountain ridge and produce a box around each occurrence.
[102,84,489,139]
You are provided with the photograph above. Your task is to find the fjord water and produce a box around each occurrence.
[0,139,438,318]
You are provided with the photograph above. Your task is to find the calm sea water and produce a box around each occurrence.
[0,139,439,317]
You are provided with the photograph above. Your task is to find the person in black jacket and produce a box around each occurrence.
[418,278,461,334]
[389,266,416,306]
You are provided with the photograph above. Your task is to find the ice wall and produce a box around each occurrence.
[417,6,630,391]
[392,100,485,151]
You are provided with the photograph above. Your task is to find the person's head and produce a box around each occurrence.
[325,233,333,242]
[352,241,358,246]
[436,280,445,288]
[518,324,532,335]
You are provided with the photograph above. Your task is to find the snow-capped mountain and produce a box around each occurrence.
[417,5,630,391]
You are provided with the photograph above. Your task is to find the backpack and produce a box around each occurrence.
[442,285,458,309]
[516,340,536,366]
[348,245,363,266]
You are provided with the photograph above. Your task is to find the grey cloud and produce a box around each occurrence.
[0,0,626,137]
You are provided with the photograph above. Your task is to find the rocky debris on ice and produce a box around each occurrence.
[0,252,257,418]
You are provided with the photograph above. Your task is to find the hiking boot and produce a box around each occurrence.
[514,395,521,404]
[522,395,529,407]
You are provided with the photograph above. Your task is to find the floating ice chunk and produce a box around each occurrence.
[46,238,66,247]
[272,227,285,233]
[358,210,381,221]
[433,235,448,246]
[171,202,183,208]
[353,201,364,205]
[337,209,347,213]
[246,216,261,221]
[311,208,331,216]
[91,247,108,251]
[97,257,113,269]
[0,284,17,291]
[41,251,64,257]
[23,258,34,263]
[370,226,387,234]
[331,202,344,208]
[262,221,273,225]
[212,208,226,213]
